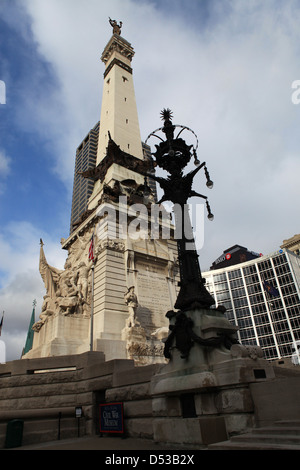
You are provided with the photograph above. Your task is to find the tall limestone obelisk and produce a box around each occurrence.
[23,20,179,364]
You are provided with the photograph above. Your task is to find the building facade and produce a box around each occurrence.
[203,249,300,362]
[281,233,300,256]
[70,121,99,233]
[210,244,261,270]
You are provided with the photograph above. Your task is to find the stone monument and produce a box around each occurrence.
[23,22,179,363]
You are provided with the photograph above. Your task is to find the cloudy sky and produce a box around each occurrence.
[0,0,300,361]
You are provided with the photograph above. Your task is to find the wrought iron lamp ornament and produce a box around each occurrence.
[145,109,214,220]
[145,109,215,311]
[204,165,214,189]
[206,200,214,221]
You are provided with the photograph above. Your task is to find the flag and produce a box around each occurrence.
[88,234,94,262]
[23,305,35,355]
[263,280,279,297]
[0,312,3,336]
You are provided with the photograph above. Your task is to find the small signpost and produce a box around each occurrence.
[99,402,124,435]
[75,406,83,437]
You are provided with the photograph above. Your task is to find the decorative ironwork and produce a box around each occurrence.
[79,135,151,183]
[145,109,215,311]
[163,310,238,359]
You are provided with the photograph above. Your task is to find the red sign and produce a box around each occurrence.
[225,253,231,260]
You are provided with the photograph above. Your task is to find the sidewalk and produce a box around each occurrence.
[9,435,204,451]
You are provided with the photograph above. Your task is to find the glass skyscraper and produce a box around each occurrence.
[70,122,100,233]
[203,249,300,362]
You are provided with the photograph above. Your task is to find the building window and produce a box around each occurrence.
[228,270,241,280]
[244,265,257,275]
[230,278,244,289]
[214,273,227,282]
[254,313,269,325]
[231,287,246,299]
[273,254,287,266]
[244,274,259,285]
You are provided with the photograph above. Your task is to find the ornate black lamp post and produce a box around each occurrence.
[145,110,239,359]
[145,109,215,312]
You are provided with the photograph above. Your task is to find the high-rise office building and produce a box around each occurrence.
[70,121,99,233]
[203,249,300,362]
[70,126,157,234]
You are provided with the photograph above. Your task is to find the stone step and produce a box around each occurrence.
[275,420,300,427]
[209,440,300,450]
[208,423,300,450]
[254,426,300,436]
[232,432,300,445]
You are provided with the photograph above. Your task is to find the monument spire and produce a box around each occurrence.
[96,19,143,164]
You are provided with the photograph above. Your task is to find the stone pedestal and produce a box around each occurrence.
[151,307,275,446]
[23,314,90,359]
[94,338,127,361]
[122,320,167,366]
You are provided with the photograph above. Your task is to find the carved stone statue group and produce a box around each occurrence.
[33,237,94,332]
[33,234,140,334]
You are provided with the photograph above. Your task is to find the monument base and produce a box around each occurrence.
[23,313,91,359]
[151,307,275,445]
[23,309,169,365]
[122,321,167,366]
[94,338,127,361]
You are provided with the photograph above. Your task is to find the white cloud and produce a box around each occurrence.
[0,221,67,360]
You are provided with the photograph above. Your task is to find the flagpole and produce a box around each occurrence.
[88,230,95,352]
[0,311,4,336]
[90,263,95,351]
